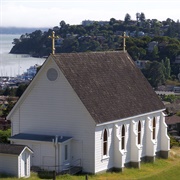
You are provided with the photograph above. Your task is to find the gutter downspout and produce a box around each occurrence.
[53,135,58,172]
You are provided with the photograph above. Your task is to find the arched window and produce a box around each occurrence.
[138,121,141,145]
[103,129,108,156]
[121,125,125,150]
[152,118,156,140]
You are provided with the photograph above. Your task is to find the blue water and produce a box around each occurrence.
[0,34,45,77]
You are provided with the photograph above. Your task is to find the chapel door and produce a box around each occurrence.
[21,152,28,177]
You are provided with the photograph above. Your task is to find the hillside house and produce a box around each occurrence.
[166,115,180,137]
[7,51,169,174]
[148,41,158,52]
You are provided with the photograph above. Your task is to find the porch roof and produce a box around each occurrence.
[9,133,72,143]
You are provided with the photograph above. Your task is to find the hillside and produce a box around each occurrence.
[9,17,180,87]
[0,27,48,34]
[10,18,180,59]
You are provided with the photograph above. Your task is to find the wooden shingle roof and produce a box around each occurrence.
[0,144,32,155]
[53,51,165,124]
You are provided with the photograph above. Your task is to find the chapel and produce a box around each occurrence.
[7,32,169,174]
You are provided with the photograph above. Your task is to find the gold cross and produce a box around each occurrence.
[119,32,129,52]
[48,31,59,55]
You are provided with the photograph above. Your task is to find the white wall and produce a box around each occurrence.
[95,124,114,173]
[94,111,166,173]
[20,150,31,178]
[0,154,18,177]
[10,57,96,173]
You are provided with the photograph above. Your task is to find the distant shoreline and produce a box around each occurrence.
[0,27,49,34]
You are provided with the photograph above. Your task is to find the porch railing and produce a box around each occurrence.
[31,158,82,175]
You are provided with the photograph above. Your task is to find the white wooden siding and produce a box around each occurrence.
[156,115,161,151]
[95,111,164,172]
[13,141,56,169]
[141,119,146,157]
[0,154,18,177]
[10,58,96,173]
[95,124,114,173]
[20,151,30,177]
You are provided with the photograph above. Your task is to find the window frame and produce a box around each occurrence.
[103,129,108,156]
[121,125,125,150]
[152,117,156,140]
[138,121,141,145]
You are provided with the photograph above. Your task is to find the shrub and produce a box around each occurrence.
[169,134,180,148]
[0,129,11,143]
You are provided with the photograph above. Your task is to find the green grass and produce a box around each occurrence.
[1,147,180,180]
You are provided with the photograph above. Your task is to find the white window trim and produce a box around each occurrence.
[101,128,109,160]
[138,121,142,145]
[121,124,126,151]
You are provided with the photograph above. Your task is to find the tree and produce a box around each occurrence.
[140,12,146,22]
[16,84,28,97]
[166,18,173,25]
[177,20,180,34]
[109,18,116,25]
[124,13,131,24]
[12,38,20,45]
[151,46,159,60]
[136,13,140,22]
[165,44,180,61]
[59,20,66,28]
[144,19,151,33]
[2,97,15,118]
[164,57,171,79]
[143,61,166,87]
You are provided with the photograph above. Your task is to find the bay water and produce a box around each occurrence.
[0,34,46,77]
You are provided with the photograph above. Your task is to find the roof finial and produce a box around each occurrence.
[48,31,59,55]
[119,32,129,52]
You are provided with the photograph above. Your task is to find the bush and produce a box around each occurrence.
[162,94,180,103]
[169,135,180,148]
[0,129,11,143]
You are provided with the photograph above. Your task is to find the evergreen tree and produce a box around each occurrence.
[136,13,140,22]
[164,57,171,79]
[124,13,131,24]
[140,12,146,22]
[143,61,166,87]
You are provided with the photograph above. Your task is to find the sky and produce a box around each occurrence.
[0,0,180,28]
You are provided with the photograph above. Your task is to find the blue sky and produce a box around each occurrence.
[1,0,180,27]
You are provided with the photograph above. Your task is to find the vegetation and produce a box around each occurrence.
[11,17,180,61]
[0,84,28,98]
[161,94,180,103]
[0,128,11,143]
[10,14,180,88]
[1,99,15,118]
[169,135,180,148]
[1,147,180,180]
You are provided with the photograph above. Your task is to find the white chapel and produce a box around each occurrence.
[7,51,170,174]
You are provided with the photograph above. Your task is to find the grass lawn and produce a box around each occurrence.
[1,147,180,180]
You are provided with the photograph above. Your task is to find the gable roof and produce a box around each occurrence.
[0,144,32,155]
[52,51,165,124]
